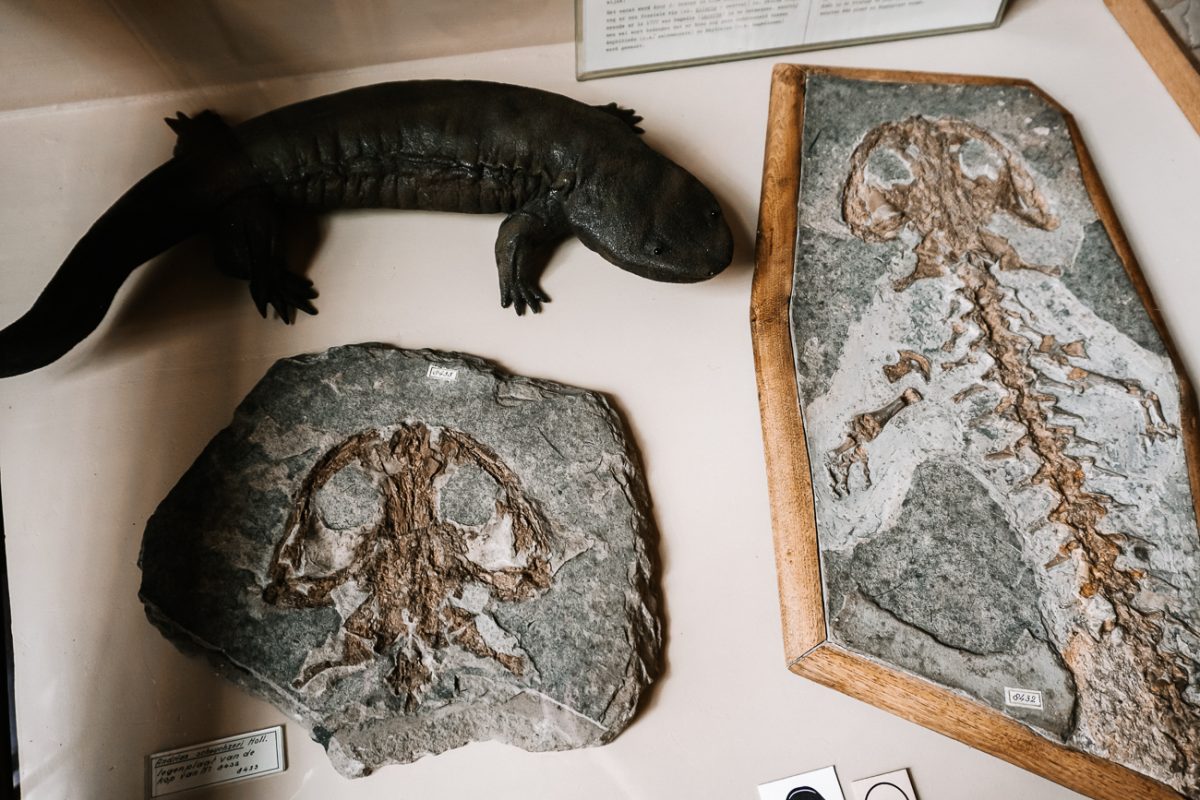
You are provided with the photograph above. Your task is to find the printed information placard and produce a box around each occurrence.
[576,0,1007,79]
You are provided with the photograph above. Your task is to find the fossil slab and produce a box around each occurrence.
[139,345,661,777]
[753,66,1200,800]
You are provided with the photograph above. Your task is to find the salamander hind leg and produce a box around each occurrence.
[494,207,568,316]
[210,192,318,323]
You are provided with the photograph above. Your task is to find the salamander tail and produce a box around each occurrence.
[0,160,200,378]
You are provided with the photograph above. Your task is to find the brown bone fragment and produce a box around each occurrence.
[883,350,932,383]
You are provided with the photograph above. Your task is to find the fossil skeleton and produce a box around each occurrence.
[262,422,553,710]
[831,115,1199,790]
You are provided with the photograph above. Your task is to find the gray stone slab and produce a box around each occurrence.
[792,75,1200,793]
[139,344,661,777]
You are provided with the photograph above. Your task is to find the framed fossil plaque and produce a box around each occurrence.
[1106,0,1200,134]
[751,65,1200,800]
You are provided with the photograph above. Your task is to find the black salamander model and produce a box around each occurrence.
[0,80,733,377]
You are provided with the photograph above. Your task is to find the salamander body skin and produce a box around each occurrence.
[0,80,733,377]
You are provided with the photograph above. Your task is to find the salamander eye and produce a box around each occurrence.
[652,246,664,256]
[709,209,720,218]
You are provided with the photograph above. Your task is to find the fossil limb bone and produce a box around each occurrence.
[828,388,923,497]
[883,350,932,383]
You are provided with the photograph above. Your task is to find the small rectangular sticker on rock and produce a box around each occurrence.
[427,365,458,382]
[1004,687,1044,710]
[147,725,286,797]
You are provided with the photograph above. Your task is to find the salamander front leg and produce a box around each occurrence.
[494,210,565,316]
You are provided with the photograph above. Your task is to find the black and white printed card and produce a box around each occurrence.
[850,768,917,800]
[758,765,846,800]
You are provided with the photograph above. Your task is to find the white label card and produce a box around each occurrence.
[147,725,286,797]
[577,0,1006,78]
[1004,686,1044,710]
[758,765,846,800]
[427,365,459,382]
[850,768,916,800]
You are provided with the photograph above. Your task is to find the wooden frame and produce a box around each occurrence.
[1106,0,1200,135]
[751,64,1200,800]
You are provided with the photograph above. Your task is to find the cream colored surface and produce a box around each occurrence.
[0,1,1196,798]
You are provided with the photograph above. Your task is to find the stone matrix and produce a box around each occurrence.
[140,345,661,777]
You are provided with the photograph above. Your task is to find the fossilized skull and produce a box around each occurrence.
[262,422,553,708]
[842,115,1059,289]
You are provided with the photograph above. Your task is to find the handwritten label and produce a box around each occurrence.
[427,365,458,382]
[148,725,285,797]
[1004,687,1044,710]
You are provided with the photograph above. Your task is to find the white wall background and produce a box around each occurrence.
[0,0,572,111]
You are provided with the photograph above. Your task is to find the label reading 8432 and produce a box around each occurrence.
[1004,687,1044,710]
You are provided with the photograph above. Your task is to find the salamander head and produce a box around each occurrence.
[564,156,733,283]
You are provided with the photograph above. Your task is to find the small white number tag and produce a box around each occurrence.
[1004,687,1044,710]
[427,365,458,382]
